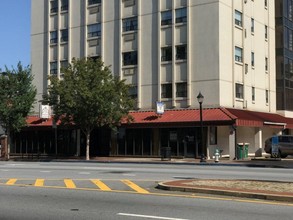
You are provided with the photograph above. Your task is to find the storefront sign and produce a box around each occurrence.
[156,101,164,115]
[40,105,50,119]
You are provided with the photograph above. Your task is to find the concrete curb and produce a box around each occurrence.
[157,182,293,203]
[4,157,293,169]
[3,160,292,169]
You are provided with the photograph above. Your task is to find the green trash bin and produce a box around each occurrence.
[237,143,244,160]
[237,143,249,159]
[244,143,249,158]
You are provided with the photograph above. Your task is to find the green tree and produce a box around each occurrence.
[45,58,134,160]
[0,63,37,159]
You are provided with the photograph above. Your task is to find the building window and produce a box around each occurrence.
[88,23,101,38]
[60,29,68,42]
[88,0,101,6]
[252,87,255,101]
[161,10,172,26]
[287,28,293,51]
[251,18,254,33]
[123,51,137,66]
[265,25,268,39]
[89,56,101,62]
[60,60,68,71]
[265,57,268,71]
[176,82,187,97]
[251,52,255,67]
[289,0,293,21]
[123,17,138,32]
[235,10,242,27]
[161,46,172,62]
[176,45,187,60]
[284,57,293,79]
[175,7,187,23]
[161,84,172,98]
[50,0,58,13]
[235,83,244,99]
[124,0,135,7]
[266,90,269,103]
[61,0,68,11]
[264,0,267,7]
[235,47,243,62]
[50,31,58,44]
[50,61,58,75]
[128,85,137,99]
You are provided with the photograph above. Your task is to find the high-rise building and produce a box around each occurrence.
[31,0,275,112]
[275,0,293,116]
[27,0,293,159]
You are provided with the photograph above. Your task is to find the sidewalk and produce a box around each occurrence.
[91,156,293,169]
[5,155,293,169]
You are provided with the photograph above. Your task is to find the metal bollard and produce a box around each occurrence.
[214,149,220,163]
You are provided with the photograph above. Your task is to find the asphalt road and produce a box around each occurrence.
[1,185,292,220]
[0,162,292,220]
[0,161,292,181]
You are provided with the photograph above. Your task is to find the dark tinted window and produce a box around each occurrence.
[278,136,293,142]
[289,136,293,143]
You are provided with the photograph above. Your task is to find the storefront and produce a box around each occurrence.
[8,108,293,159]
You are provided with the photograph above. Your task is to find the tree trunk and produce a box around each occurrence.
[7,128,10,160]
[86,131,90,160]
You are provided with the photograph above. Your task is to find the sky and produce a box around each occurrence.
[0,0,31,70]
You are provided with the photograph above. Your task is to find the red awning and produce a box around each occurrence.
[123,108,236,128]
[25,108,293,129]
[226,108,293,128]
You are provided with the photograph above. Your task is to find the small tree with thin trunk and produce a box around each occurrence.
[0,63,37,159]
[45,58,134,160]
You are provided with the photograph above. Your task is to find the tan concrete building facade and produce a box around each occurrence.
[31,0,275,111]
[30,0,289,159]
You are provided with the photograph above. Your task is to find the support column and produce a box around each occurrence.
[229,129,236,160]
[254,128,263,157]
[152,128,160,156]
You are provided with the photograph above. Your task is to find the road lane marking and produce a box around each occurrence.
[64,179,76,189]
[91,179,111,191]
[6,179,17,185]
[78,172,90,175]
[117,213,189,220]
[121,179,149,194]
[123,174,136,177]
[6,164,25,166]
[34,179,45,187]
[0,179,292,207]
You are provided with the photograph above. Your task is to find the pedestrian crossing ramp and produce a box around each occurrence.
[0,178,150,194]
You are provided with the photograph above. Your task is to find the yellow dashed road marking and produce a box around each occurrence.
[121,179,150,194]
[6,179,17,185]
[1,178,291,207]
[34,179,45,187]
[91,179,112,191]
[64,179,76,189]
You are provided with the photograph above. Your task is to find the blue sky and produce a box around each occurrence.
[0,0,31,70]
